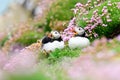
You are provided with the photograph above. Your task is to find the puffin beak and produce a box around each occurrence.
[48,33,52,38]
[72,30,77,36]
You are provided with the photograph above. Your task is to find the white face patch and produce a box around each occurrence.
[51,31,61,39]
[74,27,85,35]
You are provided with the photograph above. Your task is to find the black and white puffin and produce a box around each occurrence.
[41,31,65,52]
[68,27,90,49]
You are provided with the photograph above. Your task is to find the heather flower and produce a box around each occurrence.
[64,1,115,38]
[88,0,91,3]
[102,6,108,14]
[62,17,77,41]
[108,1,112,6]
[72,8,79,14]
[106,15,110,19]
[75,3,84,8]
[117,2,120,9]
[107,19,112,22]
[68,17,76,27]
[93,32,98,38]
[102,24,108,27]
[94,2,97,7]
[85,3,89,7]
[84,26,90,30]
[93,9,98,16]
[91,24,97,30]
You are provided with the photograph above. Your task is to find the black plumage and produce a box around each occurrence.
[53,36,63,42]
[42,36,53,44]
[42,36,63,44]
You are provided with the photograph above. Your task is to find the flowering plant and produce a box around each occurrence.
[62,0,120,41]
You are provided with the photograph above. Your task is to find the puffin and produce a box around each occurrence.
[68,27,90,49]
[41,31,65,52]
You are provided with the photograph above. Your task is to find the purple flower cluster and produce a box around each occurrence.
[62,17,76,41]
[84,3,113,37]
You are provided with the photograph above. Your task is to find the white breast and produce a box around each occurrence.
[68,37,90,49]
[42,41,65,52]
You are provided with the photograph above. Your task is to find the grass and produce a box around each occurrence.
[48,47,81,63]
[0,36,9,47]
[107,39,120,53]
[16,31,44,46]
[77,0,120,38]
[8,72,50,80]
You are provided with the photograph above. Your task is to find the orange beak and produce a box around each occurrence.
[48,33,52,38]
[72,30,77,36]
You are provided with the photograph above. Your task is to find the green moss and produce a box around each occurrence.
[16,31,44,46]
[77,0,120,38]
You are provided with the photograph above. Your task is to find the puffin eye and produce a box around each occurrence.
[79,28,81,30]
[55,31,58,34]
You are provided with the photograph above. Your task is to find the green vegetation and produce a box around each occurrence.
[48,47,81,63]
[44,0,87,32]
[16,31,44,46]
[77,0,120,38]
[8,72,50,80]
[0,36,9,47]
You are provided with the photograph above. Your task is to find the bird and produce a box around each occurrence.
[68,27,90,49]
[41,31,65,53]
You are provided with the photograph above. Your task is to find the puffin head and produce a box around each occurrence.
[73,27,85,36]
[50,31,61,39]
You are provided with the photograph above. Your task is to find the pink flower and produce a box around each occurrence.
[93,33,98,38]
[75,3,84,8]
[107,19,112,22]
[96,17,103,24]
[62,17,77,41]
[102,6,108,14]
[72,8,79,14]
[91,23,99,30]
[117,2,120,9]
[108,1,112,6]
[88,0,91,3]
[84,26,90,30]
[102,24,107,27]
[3,50,37,73]
[93,9,98,15]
